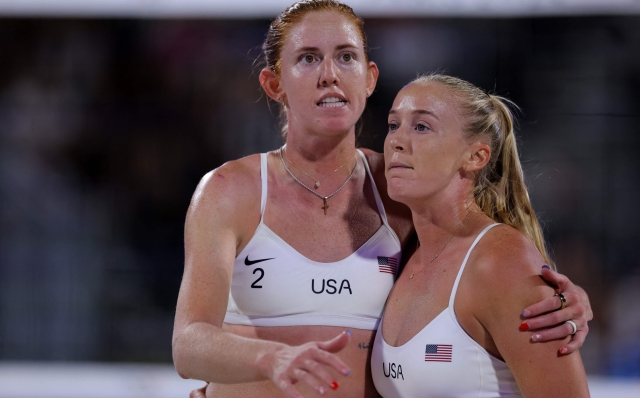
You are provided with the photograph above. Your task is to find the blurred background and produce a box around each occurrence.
[1,0,639,396]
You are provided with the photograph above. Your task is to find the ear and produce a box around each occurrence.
[365,61,379,98]
[259,67,284,102]
[462,141,491,173]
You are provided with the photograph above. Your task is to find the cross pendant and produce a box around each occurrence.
[322,197,329,215]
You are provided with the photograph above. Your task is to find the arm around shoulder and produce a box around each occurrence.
[471,226,590,397]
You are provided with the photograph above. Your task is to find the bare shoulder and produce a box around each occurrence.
[358,148,414,246]
[473,224,546,276]
[186,154,262,243]
[192,155,261,206]
[468,224,552,306]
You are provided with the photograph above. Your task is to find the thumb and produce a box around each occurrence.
[317,330,352,353]
[540,266,570,291]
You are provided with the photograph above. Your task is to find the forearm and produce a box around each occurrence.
[172,321,286,384]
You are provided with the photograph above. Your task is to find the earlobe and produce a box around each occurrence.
[259,68,284,102]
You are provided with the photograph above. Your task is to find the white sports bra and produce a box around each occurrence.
[371,223,522,397]
[223,150,402,330]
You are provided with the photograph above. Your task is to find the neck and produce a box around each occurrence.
[283,127,358,173]
[409,183,477,253]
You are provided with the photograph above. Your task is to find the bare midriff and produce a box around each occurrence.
[205,323,381,398]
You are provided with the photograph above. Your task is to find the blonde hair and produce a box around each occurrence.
[413,74,554,268]
[261,0,369,140]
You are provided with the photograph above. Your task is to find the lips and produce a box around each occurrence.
[317,94,348,108]
[387,161,412,170]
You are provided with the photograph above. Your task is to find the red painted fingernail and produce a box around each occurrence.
[519,322,529,331]
[559,348,568,355]
[330,381,339,390]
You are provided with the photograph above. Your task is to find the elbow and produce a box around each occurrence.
[172,331,193,379]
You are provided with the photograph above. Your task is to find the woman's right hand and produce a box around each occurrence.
[266,330,353,398]
[189,331,353,398]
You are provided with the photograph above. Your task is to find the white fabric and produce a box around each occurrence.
[371,223,522,397]
[224,150,401,330]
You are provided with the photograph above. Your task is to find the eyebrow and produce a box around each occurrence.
[295,44,359,53]
[388,109,440,120]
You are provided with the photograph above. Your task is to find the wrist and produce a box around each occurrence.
[254,341,287,380]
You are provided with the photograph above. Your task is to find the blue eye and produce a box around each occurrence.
[416,124,428,132]
[388,123,398,131]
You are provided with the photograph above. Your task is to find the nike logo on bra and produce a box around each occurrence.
[244,256,275,266]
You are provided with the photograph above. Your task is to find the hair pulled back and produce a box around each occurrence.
[262,0,369,139]
[413,74,553,268]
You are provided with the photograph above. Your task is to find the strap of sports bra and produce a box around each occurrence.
[448,223,501,308]
[260,153,268,217]
[357,149,392,229]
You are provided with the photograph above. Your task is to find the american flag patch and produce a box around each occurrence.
[377,256,398,274]
[425,344,452,362]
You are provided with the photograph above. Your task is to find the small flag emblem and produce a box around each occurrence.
[425,344,452,362]
[377,256,398,275]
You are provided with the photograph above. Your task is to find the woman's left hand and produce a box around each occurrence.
[519,266,593,355]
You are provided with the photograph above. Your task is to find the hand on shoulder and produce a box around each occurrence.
[464,224,589,396]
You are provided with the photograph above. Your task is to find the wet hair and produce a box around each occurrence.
[262,0,369,139]
[412,74,554,268]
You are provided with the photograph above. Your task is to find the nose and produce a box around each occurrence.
[386,126,409,153]
[319,58,339,87]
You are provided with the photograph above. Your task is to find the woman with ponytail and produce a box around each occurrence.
[176,1,592,396]
[371,74,589,397]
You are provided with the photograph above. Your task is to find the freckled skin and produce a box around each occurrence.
[278,11,373,138]
[384,82,469,212]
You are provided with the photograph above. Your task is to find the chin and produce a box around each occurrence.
[318,119,358,135]
[386,178,413,204]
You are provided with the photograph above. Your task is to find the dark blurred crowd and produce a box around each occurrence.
[0,16,638,376]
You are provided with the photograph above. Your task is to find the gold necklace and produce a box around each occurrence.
[279,147,357,215]
[287,155,351,189]
[410,210,472,280]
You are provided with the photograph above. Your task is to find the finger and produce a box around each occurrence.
[521,294,564,318]
[521,293,583,328]
[521,307,576,331]
[301,357,339,389]
[558,329,588,355]
[529,317,587,342]
[189,384,207,398]
[292,367,328,395]
[317,330,351,353]
[311,346,351,376]
[276,377,304,398]
[540,267,571,291]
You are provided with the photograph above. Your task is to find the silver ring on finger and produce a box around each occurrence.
[554,293,567,310]
[565,320,577,335]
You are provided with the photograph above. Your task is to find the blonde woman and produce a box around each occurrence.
[372,75,589,397]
